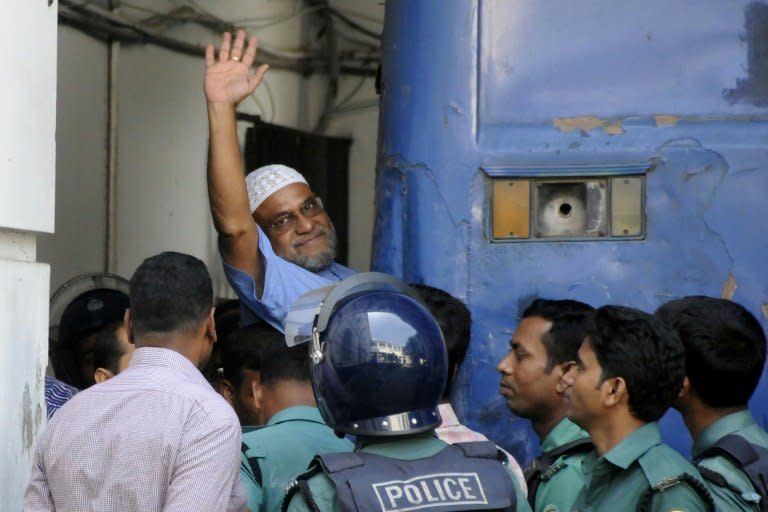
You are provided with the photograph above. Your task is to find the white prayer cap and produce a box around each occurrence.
[246,164,309,213]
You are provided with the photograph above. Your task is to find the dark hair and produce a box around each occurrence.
[220,323,281,389]
[655,296,767,408]
[410,284,471,397]
[129,252,213,338]
[92,321,127,374]
[522,299,594,370]
[586,305,685,422]
[260,341,311,387]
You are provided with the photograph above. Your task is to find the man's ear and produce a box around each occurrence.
[555,361,576,393]
[124,309,135,345]
[218,378,235,405]
[250,379,263,410]
[679,376,691,399]
[602,376,627,408]
[94,367,115,384]
[206,307,217,344]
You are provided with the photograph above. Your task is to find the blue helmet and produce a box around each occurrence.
[307,273,448,436]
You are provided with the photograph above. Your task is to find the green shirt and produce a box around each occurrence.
[571,422,711,512]
[692,410,767,511]
[285,432,533,512]
[534,418,591,512]
[240,406,353,512]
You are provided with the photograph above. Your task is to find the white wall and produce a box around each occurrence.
[37,27,108,291]
[0,1,57,508]
[45,0,383,300]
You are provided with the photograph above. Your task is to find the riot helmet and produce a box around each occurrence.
[293,273,448,436]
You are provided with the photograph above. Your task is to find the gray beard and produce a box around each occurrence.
[287,223,337,272]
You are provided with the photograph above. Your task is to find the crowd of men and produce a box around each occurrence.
[21,30,768,512]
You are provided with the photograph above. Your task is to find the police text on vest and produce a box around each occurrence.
[372,472,488,511]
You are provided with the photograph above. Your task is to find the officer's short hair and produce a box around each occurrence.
[656,296,767,408]
[410,284,471,397]
[221,323,280,389]
[92,321,126,375]
[586,305,685,422]
[522,299,594,371]
[260,340,311,387]
[129,252,213,338]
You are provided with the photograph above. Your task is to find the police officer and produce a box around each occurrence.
[657,296,768,511]
[283,273,531,512]
[497,299,595,512]
[239,340,353,512]
[562,305,714,511]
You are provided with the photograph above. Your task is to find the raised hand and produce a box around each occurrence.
[204,30,269,105]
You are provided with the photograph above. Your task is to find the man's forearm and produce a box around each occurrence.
[207,102,253,237]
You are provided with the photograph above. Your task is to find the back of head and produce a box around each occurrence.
[522,298,594,370]
[260,341,311,388]
[410,283,470,397]
[587,305,685,422]
[312,286,448,437]
[92,321,126,376]
[656,296,767,408]
[220,323,281,389]
[129,252,213,342]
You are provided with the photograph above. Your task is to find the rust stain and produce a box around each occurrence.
[603,119,625,135]
[553,116,605,133]
[655,115,679,127]
[721,273,737,300]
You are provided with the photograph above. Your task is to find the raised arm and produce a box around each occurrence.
[205,31,269,294]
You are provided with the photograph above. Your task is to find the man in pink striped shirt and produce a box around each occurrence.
[24,252,247,512]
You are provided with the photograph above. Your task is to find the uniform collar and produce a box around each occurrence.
[355,432,441,455]
[266,405,326,427]
[541,417,590,452]
[129,346,207,385]
[692,409,755,457]
[602,422,661,470]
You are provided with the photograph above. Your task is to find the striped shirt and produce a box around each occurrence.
[24,347,247,512]
[44,376,79,419]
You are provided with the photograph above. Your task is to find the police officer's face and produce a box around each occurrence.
[497,317,564,420]
[254,183,336,272]
[562,340,606,429]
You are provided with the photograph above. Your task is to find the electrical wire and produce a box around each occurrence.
[334,76,368,110]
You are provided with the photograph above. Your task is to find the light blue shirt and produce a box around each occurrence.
[223,226,356,331]
[693,410,767,511]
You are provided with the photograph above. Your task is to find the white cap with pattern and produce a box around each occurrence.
[245,164,308,213]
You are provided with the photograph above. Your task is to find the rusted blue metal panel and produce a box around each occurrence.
[374,0,768,464]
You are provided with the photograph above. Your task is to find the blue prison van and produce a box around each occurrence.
[372,0,768,464]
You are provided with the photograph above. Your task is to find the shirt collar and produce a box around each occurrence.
[129,347,208,386]
[602,422,662,470]
[438,403,460,427]
[356,432,441,455]
[266,405,326,427]
[692,409,755,457]
[541,417,590,452]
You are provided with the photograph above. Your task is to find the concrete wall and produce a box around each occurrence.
[0,2,57,508]
[43,1,383,298]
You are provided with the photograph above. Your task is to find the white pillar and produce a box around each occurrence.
[0,1,58,509]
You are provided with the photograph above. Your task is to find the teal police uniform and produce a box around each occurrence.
[285,432,533,512]
[692,410,768,511]
[531,418,592,512]
[240,406,353,512]
[570,422,713,512]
